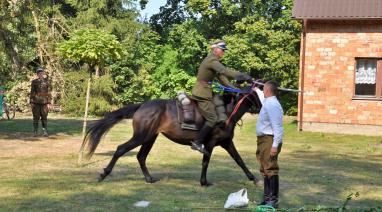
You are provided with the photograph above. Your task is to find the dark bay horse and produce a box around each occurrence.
[80,88,262,186]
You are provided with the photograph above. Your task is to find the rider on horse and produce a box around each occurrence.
[190,40,253,154]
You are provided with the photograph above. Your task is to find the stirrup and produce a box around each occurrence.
[190,141,209,155]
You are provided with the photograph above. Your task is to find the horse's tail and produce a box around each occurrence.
[80,104,142,160]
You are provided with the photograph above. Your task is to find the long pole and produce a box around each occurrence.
[79,73,91,164]
[253,81,301,93]
[82,77,91,139]
[298,19,308,131]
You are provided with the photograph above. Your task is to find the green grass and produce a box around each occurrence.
[0,115,381,211]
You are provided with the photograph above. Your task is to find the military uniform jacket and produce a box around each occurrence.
[30,78,52,104]
[192,53,241,100]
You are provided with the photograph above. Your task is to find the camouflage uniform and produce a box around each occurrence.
[30,77,51,135]
[192,53,243,127]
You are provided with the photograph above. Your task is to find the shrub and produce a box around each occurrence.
[60,71,118,116]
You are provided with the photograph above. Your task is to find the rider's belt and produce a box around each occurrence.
[36,92,50,96]
[257,134,274,138]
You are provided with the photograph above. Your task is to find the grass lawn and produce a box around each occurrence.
[0,114,381,211]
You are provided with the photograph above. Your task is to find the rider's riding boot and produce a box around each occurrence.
[266,175,279,208]
[33,122,38,137]
[258,176,270,205]
[191,123,213,154]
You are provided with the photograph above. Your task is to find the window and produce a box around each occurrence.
[354,58,382,99]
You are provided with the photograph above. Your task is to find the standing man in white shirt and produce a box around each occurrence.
[254,81,284,208]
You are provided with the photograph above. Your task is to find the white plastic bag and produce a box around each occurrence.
[134,200,150,207]
[223,188,249,209]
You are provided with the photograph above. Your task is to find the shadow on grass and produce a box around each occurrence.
[1,118,381,210]
[94,150,138,157]
[0,143,381,211]
[1,148,381,211]
[0,118,84,141]
[82,146,382,208]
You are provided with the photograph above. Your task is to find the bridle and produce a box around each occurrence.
[225,84,261,126]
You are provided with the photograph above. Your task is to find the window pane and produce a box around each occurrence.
[355,59,377,96]
[355,84,376,96]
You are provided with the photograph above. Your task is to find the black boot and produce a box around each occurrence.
[33,122,38,137]
[267,175,279,208]
[191,123,213,155]
[258,176,270,205]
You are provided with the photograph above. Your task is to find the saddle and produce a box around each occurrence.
[176,91,228,131]
[176,91,198,130]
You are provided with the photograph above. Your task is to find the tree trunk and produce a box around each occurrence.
[82,77,91,139]
[94,64,100,78]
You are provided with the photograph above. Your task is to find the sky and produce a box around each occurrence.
[139,0,167,18]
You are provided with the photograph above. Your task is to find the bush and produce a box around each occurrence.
[60,71,118,116]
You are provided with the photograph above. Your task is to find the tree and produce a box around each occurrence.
[57,28,122,137]
[58,28,122,77]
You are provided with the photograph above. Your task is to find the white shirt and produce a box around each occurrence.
[255,90,284,148]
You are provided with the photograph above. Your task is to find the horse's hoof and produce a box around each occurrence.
[200,181,213,187]
[98,173,107,182]
[146,178,159,183]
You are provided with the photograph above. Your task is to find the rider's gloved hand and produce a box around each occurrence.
[235,73,253,84]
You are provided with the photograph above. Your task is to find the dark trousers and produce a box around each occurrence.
[32,103,49,129]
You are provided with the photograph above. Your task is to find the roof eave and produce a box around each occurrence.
[292,16,382,20]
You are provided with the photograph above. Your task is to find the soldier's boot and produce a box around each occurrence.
[258,176,271,205]
[190,123,213,155]
[266,175,279,208]
[42,120,48,137]
[33,122,38,137]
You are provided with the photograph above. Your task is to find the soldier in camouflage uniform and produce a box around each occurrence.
[190,41,252,154]
[30,68,52,137]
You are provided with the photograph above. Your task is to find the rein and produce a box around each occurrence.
[223,84,260,126]
[213,83,251,93]
[225,93,251,126]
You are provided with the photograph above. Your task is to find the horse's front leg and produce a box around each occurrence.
[221,140,262,186]
[200,147,214,187]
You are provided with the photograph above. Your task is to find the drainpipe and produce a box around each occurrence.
[298,19,308,131]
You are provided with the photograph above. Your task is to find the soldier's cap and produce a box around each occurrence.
[36,67,44,73]
[211,41,228,50]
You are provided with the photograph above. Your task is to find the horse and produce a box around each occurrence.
[80,85,263,186]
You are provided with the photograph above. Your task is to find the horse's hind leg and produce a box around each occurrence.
[99,135,143,182]
[137,134,158,183]
[221,141,261,186]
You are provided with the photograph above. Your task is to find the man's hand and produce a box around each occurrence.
[254,79,264,90]
[47,103,52,110]
[270,147,278,157]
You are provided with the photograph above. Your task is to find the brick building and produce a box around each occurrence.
[292,0,382,135]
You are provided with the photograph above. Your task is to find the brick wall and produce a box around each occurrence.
[299,20,382,129]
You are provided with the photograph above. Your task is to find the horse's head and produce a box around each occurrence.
[225,84,262,126]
